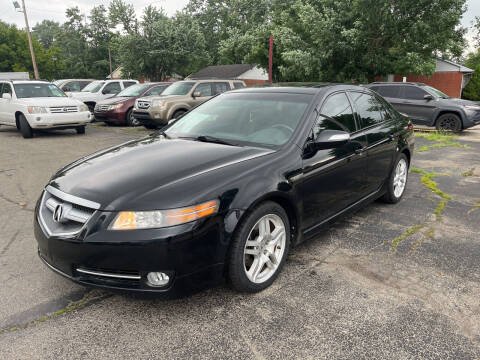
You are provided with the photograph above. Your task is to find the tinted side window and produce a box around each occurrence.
[1,83,12,96]
[194,83,212,97]
[103,82,121,94]
[373,85,401,99]
[349,92,384,128]
[123,81,136,88]
[213,82,230,95]
[234,82,245,89]
[402,86,428,100]
[144,85,166,96]
[318,92,356,133]
[64,81,81,92]
[79,81,92,90]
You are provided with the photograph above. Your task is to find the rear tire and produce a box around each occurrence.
[76,126,86,134]
[228,201,290,293]
[19,114,33,138]
[381,153,409,204]
[435,113,462,132]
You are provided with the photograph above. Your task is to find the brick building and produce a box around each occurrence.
[384,59,474,98]
[187,64,268,86]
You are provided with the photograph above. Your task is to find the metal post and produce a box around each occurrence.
[268,35,273,84]
[108,48,113,79]
[52,55,57,79]
[20,0,39,79]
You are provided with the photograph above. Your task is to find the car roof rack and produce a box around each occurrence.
[369,81,426,86]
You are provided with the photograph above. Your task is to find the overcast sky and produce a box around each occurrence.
[2,0,479,51]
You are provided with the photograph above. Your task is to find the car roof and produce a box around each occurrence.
[367,82,426,86]
[7,80,51,84]
[229,83,368,95]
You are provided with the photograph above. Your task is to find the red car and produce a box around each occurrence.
[94,83,170,126]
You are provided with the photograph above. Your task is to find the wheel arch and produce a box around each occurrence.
[434,110,464,129]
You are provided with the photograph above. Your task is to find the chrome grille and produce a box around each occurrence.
[137,100,151,110]
[95,104,111,112]
[49,106,78,113]
[38,185,99,237]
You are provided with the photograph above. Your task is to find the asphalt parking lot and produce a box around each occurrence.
[0,123,479,359]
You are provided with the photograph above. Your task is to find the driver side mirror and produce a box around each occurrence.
[2,93,12,100]
[192,91,201,98]
[312,130,350,150]
[424,94,434,101]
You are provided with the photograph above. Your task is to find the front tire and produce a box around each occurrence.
[19,114,33,138]
[436,113,462,132]
[126,108,139,127]
[381,153,409,204]
[228,201,290,293]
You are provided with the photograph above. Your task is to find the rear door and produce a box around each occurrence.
[213,82,230,95]
[300,91,368,232]
[0,82,14,124]
[370,85,403,111]
[348,91,397,192]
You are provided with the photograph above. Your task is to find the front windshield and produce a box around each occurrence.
[165,93,312,147]
[82,81,104,92]
[161,82,195,96]
[424,85,449,99]
[13,83,66,98]
[117,84,151,97]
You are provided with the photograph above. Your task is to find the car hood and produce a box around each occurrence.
[437,97,480,107]
[137,94,184,102]
[96,97,131,105]
[16,97,83,107]
[70,92,100,100]
[49,136,274,211]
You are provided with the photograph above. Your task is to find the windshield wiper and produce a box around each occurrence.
[195,135,237,146]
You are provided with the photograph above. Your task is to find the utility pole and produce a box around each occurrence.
[268,35,273,84]
[108,48,113,79]
[13,1,39,79]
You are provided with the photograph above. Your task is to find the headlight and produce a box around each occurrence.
[108,104,123,110]
[465,105,480,111]
[110,200,219,230]
[27,106,47,114]
[152,100,166,108]
[80,104,89,112]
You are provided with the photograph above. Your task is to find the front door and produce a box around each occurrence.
[396,85,438,124]
[191,82,213,106]
[299,91,368,232]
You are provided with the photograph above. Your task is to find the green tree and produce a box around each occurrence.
[109,0,137,35]
[462,50,480,100]
[32,20,61,49]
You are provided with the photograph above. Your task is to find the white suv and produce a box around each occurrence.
[69,79,139,113]
[0,80,92,138]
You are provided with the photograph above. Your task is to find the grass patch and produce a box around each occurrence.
[410,168,451,201]
[414,131,471,152]
[392,223,427,249]
[462,168,475,177]
[467,200,480,216]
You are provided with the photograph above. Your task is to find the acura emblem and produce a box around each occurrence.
[63,107,69,112]
[53,204,64,222]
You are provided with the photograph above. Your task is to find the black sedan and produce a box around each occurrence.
[34,84,414,295]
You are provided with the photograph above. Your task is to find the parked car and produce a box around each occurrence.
[133,79,245,129]
[0,80,92,138]
[53,79,95,92]
[94,82,170,126]
[69,79,139,113]
[365,82,480,131]
[35,84,414,295]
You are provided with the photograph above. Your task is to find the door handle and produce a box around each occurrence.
[354,147,366,155]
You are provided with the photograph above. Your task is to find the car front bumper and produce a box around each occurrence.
[464,109,480,129]
[27,111,92,129]
[94,109,126,124]
[34,207,228,296]
[133,109,168,126]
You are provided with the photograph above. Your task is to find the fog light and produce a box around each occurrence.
[154,113,162,119]
[36,117,41,121]
[147,272,169,287]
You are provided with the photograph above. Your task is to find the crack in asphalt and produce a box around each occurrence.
[0,230,20,257]
[0,194,33,212]
[0,290,113,335]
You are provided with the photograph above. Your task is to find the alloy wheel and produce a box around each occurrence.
[393,158,407,198]
[243,214,286,284]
